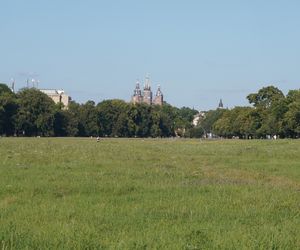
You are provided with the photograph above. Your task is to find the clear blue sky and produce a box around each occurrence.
[1,0,300,110]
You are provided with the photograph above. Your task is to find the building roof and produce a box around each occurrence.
[39,89,65,95]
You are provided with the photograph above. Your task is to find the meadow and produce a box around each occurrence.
[0,138,300,249]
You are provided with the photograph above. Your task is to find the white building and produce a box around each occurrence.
[39,89,71,108]
[192,111,205,126]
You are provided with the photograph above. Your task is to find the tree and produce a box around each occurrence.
[247,86,285,109]
[97,99,128,137]
[283,90,300,138]
[178,107,198,125]
[0,83,12,95]
[247,86,286,137]
[187,127,205,138]
[126,104,139,137]
[133,103,152,137]
[213,107,259,138]
[16,88,56,136]
[77,101,99,136]
[53,107,80,137]
[159,108,174,137]
[212,109,232,137]
[0,84,18,135]
[283,102,300,138]
[112,112,130,137]
[199,109,226,135]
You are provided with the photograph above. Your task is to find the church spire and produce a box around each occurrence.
[131,79,143,104]
[156,84,162,96]
[218,99,224,109]
[154,84,163,105]
[134,79,142,96]
[144,74,151,90]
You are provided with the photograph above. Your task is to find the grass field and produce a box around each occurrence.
[0,138,300,249]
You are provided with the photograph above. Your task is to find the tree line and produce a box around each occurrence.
[1,84,300,138]
[0,84,197,137]
[198,86,300,139]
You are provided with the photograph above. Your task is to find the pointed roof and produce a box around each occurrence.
[144,74,151,90]
[218,99,224,108]
[156,84,163,96]
[133,79,142,96]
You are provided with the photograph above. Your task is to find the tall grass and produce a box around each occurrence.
[0,138,300,249]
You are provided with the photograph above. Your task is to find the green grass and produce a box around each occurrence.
[0,138,300,249]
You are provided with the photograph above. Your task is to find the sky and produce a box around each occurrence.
[1,0,300,110]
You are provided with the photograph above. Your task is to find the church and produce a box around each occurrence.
[131,75,163,106]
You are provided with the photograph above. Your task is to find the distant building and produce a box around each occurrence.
[131,75,164,106]
[153,85,163,106]
[39,89,71,108]
[131,80,143,104]
[143,76,153,105]
[192,111,205,126]
[218,99,224,109]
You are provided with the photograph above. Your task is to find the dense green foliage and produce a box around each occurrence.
[0,86,197,137]
[1,84,300,138]
[0,84,18,136]
[200,86,300,138]
[0,138,299,248]
[16,89,56,136]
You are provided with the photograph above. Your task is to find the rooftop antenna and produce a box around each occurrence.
[10,78,15,93]
[31,78,35,88]
[26,78,29,88]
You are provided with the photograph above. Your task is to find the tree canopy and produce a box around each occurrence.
[197,85,300,139]
[1,84,300,138]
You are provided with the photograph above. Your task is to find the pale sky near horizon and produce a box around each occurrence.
[1,0,300,110]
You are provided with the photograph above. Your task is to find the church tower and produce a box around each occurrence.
[218,99,224,109]
[131,80,143,104]
[143,75,152,105]
[153,85,163,105]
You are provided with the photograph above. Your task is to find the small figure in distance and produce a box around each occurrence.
[96,136,100,142]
